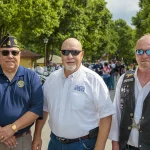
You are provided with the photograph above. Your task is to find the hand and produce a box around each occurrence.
[0,124,15,142]
[112,141,119,150]
[32,136,42,150]
[3,136,18,149]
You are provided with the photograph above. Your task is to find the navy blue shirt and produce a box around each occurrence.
[0,66,43,135]
[93,63,103,76]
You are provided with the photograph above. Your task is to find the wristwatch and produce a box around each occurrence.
[11,124,18,133]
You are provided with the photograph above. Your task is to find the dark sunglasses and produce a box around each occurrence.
[0,50,20,56]
[61,50,82,56]
[136,49,150,56]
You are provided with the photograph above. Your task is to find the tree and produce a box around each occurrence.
[132,0,150,38]
[113,19,135,63]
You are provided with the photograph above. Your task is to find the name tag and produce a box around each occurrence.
[124,78,134,83]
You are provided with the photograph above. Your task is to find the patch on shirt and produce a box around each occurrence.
[124,78,134,83]
[126,73,134,78]
[17,80,25,88]
[120,99,124,109]
[74,85,85,92]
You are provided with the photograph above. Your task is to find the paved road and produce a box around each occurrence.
[31,80,117,150]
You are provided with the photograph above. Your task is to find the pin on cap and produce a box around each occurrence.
[0,34,19,48]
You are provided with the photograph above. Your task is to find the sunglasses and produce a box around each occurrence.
[136,49,150,56]
[0,50,20,56]
[61,50,82,56]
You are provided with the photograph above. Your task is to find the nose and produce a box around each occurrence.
[142,51,149,58]
[68,52,73,58]
[7,52,14,57]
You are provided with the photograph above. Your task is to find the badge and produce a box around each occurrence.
[121,88,124,92]
[17,80,25,87]
[120,99,124,109]
[124,78,134,83]
[14,39,18,45]
[126,74,133,78]
[7,40,11,46]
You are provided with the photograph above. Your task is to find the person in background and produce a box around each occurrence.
[110,60,116,90]
[109,34,150,150]
[32,37,115,150]
[0,34,43,150]
[93,59,103,77]
[114,61,120,81]
[103,62,111,90]
[133,63,136,71]
[120,61,126,76]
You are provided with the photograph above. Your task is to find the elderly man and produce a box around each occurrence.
[0,34,43,150]
[32,38,115,150]
[109,34,150,150]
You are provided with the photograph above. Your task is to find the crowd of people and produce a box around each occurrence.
[0,33,149,150]
[85,59,126,90]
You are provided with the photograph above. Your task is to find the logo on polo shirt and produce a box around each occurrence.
[17,80,25,87]
[74,85,85,92]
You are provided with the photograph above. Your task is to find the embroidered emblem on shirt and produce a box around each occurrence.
[74,85,85,92]
[17,80,25,88]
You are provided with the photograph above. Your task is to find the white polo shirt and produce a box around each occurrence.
[43,65,115,139]
[109,68,150,147]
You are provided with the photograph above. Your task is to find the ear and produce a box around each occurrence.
[81,51,84,57]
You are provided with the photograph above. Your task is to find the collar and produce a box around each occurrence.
[134,67,138,79]
[0,65,24,77]
[61,64,82,79]
[0,66,3,75]
[134,67,150,90]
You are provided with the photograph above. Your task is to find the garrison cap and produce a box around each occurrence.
[0,34,19,48]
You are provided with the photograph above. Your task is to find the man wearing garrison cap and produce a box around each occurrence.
[0,34,43,150]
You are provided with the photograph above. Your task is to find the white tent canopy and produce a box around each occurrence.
[36,55,62,64]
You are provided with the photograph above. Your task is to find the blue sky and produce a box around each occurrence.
[105,0,140,26]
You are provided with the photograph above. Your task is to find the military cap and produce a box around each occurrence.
[0,34,19,48]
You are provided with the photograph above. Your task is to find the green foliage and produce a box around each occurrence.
[0,0,136,64]
[132,0,150,39]
[113,19,135,63]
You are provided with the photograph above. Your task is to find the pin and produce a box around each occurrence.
[17,80,25,87]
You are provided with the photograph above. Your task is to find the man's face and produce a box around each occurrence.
[60,38,84,75]
[0,47,21,72]
[136,36,150,70]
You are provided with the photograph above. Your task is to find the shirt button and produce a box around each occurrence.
[139,145,142,147]
[128,126,131,130]
[142,116,144,119]
[140,130,142,132]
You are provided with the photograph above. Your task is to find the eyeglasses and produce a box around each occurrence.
[0,50,20,56]
[136,49,150,56]
[61,50,82,56]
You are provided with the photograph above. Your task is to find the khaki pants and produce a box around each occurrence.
[0,132,32,150]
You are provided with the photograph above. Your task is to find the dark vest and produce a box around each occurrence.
[119,71,150,150]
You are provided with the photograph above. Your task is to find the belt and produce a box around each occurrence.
[125,144,140,150]
[56,134,89,144]
[15,130,31,138]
